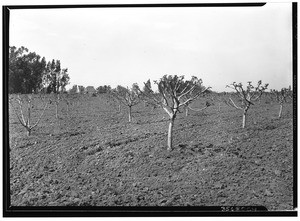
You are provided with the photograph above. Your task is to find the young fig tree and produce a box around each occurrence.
[213,92,228,112]
[226,80,268,128]
[270,87,292,118]
[140,75,211,151]
[9,94,49,136]
[111,84,141,122]
[49,92,61,119]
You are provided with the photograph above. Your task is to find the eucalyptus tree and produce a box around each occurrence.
[43,59,70,93]
[226,80,268,128]
[9,46,47,93]
[140,75,211,150]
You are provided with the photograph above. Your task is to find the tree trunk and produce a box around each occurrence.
[167,116,175,151]
[185,106,189,117]
[118,103,121,112]
[27,103,31,127]
[55,103,58,119]
[128,106,132,122]
[278,104,283,118]
[27,128,31,136]
[242,110,247,128]
[66,104,69,117]
[218,103,221,112]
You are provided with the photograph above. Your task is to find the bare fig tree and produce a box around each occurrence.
[49,92,72,119]
[211,92,228,112]
[140,75,211,151]
[63,93,73,117]
[9,94,49,136]
[106,91,122,113]
[111,84,141,122]
[226,80,268,128]
[56,93,77,118]
[49,93,61,119]
[271,87,292,118]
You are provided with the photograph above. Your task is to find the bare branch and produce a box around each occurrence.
[228,97,243,110]
[178,84,196,100]
[251,91,263,101]
[174,76,184,93]
[178,86,211,108]
[162,105,173,118]
[188,105,208,112]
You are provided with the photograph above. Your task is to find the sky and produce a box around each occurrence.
[9,3,293,92]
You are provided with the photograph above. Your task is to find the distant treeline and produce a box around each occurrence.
[9,46,70,94]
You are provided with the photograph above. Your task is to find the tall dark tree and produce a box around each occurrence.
[59,69,70,92]
[9,46,47,93]
[43,59,70,93]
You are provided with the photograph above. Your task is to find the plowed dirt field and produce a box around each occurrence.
[8,94,294,210]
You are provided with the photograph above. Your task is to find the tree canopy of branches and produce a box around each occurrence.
[226,80,268,128]
[140,75,211,150]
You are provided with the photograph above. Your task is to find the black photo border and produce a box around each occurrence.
[2,2,298,217]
